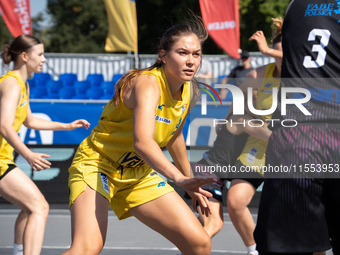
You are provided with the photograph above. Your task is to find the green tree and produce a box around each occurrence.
[46,0,108,53]
[239,0,290,51]
[135,0,223,54]
[41,0,290,55]
[0,17,14,47]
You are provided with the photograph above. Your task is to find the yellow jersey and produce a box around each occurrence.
[0,71,28,165]
[90,66,191,168]
[238,63,280,174]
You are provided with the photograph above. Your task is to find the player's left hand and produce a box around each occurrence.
[67,119,90,130]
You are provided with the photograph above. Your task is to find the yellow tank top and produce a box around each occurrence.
[238,63,280,174]
[0,71,28,164]
[90,66,191,168]
[256,62,281,120]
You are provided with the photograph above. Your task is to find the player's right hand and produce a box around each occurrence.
[175,176,215,197]
[26,152,51,171]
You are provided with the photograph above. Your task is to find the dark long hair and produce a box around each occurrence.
[112,14,208,105]
[1,35,42,67]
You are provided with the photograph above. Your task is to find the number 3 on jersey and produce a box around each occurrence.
[303,29,331,68]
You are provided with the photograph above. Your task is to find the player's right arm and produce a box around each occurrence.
[249,30,283,59]
[0,77,51,171]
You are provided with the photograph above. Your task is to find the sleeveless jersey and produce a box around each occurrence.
[273,0,340,124]
[238,63,280,173]
[0,71,28,164]
[90,66,191,168]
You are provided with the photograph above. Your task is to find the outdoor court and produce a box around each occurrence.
[0,202,253,255]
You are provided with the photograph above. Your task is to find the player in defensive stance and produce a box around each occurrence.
[63,16,216,255]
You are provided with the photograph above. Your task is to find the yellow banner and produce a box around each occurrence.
[104,0,138,52]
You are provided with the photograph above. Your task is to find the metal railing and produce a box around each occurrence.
[0,52,274,82]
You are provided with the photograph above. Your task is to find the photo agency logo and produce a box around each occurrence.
[199,83,223,113]
[201,84,312,128]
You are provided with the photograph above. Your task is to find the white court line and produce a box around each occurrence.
[0,211,258,217]
[0,214,236,223]
[0,245,245,253]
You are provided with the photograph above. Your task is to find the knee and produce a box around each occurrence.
[196,233,211,255]
[227,195,247,215]
[27,197,49,219]
[36,198,49,218]
[70,240,104,255]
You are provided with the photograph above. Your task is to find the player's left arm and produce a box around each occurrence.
[167,81,199,177]
[166,83,212,215]
[24,97,90,131]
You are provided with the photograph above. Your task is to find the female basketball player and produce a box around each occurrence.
[63,16,215,255]
[0,35,90,255]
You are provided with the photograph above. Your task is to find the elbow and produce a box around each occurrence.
[0,126,5,137]
[133,139,146,156]
[0,124,10,138]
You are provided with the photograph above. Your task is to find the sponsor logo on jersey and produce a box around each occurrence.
[260,89,273,94]
[246,148,258,163]
[172,117,182,135]
[214,189,222,196]
[305,3,334,17]
[150,172,158,176]
[334,1,340,15]
[264,83,273,88]
[155,115,171,124]
[182,104,187,114]
[157,181,166,187]
[20,100,27,107]
[158,104,165,111]
[117,152,145,167]
[100,173,110,194]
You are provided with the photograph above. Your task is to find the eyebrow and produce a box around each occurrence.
[177,47,201,52]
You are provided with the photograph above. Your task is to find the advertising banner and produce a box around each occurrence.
[199,0,240,59]
[0,0,32,37]
[104,0,138,52]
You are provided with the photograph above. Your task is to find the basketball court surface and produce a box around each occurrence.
[0,203,254,255]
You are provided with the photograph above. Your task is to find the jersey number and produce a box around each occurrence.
[303,29,331,68]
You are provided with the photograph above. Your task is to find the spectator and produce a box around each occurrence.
[196,58,213,83]
[219,50,254,99]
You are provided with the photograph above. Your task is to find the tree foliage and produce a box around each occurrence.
[45,0,108,53]
[239,0,290,51]
[0,0,291,55]
[0,17,15,47]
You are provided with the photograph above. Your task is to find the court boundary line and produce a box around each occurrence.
[0,246,245,253]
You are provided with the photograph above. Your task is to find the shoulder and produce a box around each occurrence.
[0,76,21,95]
[0,77,21,100]
[132,74,161,99]
[238,67,264,91]
[134,73,160,89]
[251,65,267,79]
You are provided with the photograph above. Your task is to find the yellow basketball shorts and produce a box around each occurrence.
[0,163,17,180]
[68,138,174,220]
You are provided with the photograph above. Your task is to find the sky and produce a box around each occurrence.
[30,0,48,17]
[30,0,50,27]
